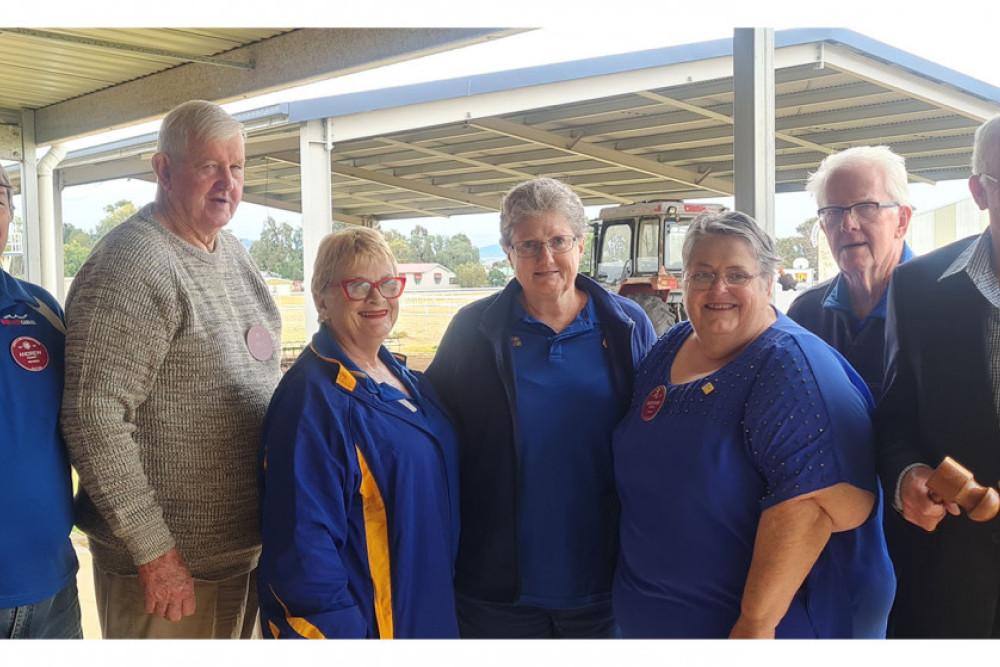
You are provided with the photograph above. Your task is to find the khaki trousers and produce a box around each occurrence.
[92,562,260,639]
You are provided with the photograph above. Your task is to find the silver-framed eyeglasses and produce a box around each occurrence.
[684,270,761,290]
[817,201,900,228]
[337,276,406,301]
[509,235,578,258]
[977,173,1000,189]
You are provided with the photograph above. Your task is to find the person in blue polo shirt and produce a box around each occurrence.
[787,145,914,400]
[0,164,82,639]
[427,178,656,638]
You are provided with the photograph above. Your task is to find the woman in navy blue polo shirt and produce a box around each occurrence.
[427,178,656,638]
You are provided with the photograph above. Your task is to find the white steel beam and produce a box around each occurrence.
[329,162,502,210]
[20,110,41,285]
[820,43,1000,122]
[324,57,738,144]
[33,28,513,145]
[299,119,334,339]
[733,28,776,236]
[376,137,631,204]
[470,116,734,196]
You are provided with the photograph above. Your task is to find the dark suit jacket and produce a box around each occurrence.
[875,233,1000,638]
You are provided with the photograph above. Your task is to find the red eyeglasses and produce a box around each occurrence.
[338,276,406,301]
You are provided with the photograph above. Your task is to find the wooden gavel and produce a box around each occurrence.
[926,457,1000,522]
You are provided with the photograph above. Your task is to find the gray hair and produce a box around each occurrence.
[499,178,588,247]
[972,115,1000,176]
[682,210,781,277]
[0,163,12,213]
[311,226,397,319]
[805,145,911,207]
[156,100,246,160]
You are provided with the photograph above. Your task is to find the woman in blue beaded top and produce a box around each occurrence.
[611,210,895,639]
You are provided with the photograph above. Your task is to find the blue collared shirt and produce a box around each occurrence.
[0,270,78,608]
[823,242,915,330]
[509,296,619,608]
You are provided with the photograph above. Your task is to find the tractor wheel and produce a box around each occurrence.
[628,293,678,336]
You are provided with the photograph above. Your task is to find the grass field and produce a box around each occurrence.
[274,288,501,369]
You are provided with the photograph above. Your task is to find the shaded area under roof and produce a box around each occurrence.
[34,28,1000,225]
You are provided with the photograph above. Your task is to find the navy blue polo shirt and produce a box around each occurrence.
[0,270,78,607]
[510,296,618,609]
[824,243,915,331]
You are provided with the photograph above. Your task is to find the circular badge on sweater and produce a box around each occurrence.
[246,325,274,361]
[641,384,666,422]
[10,336,49,371]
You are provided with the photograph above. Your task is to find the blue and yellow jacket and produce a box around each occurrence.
[257,325,460,639]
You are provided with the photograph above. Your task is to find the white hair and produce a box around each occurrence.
[806,145,911,207]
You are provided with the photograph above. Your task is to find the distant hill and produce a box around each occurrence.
[478,243,505,263]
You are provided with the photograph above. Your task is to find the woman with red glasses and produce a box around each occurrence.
[256,226,460,639]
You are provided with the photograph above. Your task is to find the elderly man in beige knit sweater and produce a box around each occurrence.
[61,100,282,639]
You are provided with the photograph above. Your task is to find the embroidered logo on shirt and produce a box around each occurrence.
[641,385,667,422]
[1,314,37,326]
[10,336,49,371]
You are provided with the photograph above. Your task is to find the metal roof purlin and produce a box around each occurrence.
[470,116,734,196]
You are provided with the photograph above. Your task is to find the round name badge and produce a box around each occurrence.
[246,325,274,361]
[641,385,666,422]
[10,336,50,371]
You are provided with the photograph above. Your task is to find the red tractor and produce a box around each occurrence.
[590,200,727,335]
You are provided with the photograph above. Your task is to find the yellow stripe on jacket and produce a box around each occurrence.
[268,585,325,639]
[356,446,394,639]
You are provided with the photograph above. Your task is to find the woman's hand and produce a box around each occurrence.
[732,483,874,639]
[729,615,776,639]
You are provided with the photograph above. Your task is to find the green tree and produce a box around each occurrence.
[409,225,447,263]
[383,229,415,262]
[3,216,24,277]
[776,218,819,270]
[95,200,138,240]
[487,259,511,287]
[62,222,98,277]
[455,261,488,287]
[580,225,595,276]
[250,217,303,280]
[436,233,480,270]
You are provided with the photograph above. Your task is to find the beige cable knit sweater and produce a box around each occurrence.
[61,204,281,580]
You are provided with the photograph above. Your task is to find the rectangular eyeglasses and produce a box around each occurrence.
[338,276,406,301]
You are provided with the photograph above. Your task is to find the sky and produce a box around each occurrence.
[14,2,1000,252]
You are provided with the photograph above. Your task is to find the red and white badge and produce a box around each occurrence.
[10,336,49,371]
[641,384,667,422]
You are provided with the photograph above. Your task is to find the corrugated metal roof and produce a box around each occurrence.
[0,28,290,112]
[33,29,1000,225]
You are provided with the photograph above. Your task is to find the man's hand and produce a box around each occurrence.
[137,548,196,622]
[900,466,961,531]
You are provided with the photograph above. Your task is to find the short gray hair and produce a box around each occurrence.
[157,100,246,160]
[805,145,911,207]
[682,210,781,277]
[499,178,588,247]
[0,163,12,213]
[972,115,1000,176]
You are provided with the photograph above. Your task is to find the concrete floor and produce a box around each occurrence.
[70,533,100,639]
